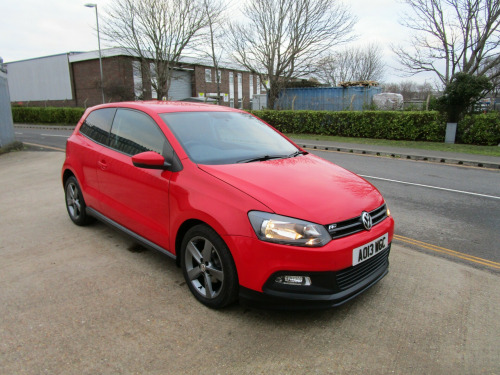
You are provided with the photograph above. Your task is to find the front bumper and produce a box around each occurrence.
[225,216,394,309]
[239,245,390,310]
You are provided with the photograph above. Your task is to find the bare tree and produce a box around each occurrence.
[315,44,385,86]
[392,0,500,87]
[228,0,356,109]
[382,80,436,101]
[101,0,211,99]
[481,56,500,97]
[199,0,227,104]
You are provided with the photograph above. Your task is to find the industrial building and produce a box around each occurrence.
[6,48,267,109]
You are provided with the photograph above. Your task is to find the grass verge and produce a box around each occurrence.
[287,134,500,157]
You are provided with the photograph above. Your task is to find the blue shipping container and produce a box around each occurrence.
[276,86,382,111]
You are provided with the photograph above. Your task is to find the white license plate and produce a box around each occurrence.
[352,233,389,266]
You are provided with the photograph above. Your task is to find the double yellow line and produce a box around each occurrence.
[24,142,65,152]
[394,234,500,270]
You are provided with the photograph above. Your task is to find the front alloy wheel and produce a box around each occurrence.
[181,225,238,308]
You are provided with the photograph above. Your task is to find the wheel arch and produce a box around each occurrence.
[62,168,75,187]
[175,219,205,266]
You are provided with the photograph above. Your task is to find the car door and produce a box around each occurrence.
[96,108,173,251]
[75,107,116,210]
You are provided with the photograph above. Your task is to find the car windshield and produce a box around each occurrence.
[160,111,299,165]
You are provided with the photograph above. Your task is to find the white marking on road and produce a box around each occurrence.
[360,174,500,200]
[41,134,70,138]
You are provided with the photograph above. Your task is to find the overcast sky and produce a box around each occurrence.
[0,0,434,84]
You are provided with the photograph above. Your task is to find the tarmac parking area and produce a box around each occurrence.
[1,151,499,374]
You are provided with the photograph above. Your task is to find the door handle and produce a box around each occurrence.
[97,160,108,171]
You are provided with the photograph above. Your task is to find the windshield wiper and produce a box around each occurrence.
[288,150,308,158]
[237,155,286,163]
[237,151,308,163]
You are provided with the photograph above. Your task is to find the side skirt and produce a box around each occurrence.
[86,207,176,260]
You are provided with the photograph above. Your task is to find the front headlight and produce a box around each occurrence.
[248,211,331,247]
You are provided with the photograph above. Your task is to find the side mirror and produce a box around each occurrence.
[132,151,172,170]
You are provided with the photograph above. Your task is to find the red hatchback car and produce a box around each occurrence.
[62,101,394,309]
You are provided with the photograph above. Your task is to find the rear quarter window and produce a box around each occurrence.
[109,109,167,156]
[79,108,116,145]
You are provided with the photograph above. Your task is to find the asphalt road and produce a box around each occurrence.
[313,149,500,269]
[15,126,500,271]
[15,126,72,150]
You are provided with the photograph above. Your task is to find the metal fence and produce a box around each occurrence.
[276,86,382,111]
[0,70,15,147]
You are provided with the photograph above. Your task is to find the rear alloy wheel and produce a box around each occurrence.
[181,225,238,309]
[64,176,93,226]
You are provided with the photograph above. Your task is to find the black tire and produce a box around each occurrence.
[181,224,239,309]
[64,176,93,226]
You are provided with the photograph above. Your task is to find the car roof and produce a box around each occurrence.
[91,101,242,114]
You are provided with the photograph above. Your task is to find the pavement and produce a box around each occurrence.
[1,150,500,374]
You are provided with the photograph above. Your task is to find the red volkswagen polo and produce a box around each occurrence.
[62,101,394,309]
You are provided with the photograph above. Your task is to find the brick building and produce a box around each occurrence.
[6,48,267,109]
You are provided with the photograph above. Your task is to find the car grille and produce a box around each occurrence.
[326,203,388,239]
[336,246,390,291]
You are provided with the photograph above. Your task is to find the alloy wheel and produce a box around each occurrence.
[184,236,225,299]
[66,182,82,221]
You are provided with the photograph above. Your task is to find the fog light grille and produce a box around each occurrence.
[336,246,390,290]
[275,275,312,286]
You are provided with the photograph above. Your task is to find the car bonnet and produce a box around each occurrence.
[198,154,384,224]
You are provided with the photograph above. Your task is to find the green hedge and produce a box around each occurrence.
[250,110,446,142]
[11,106,500,145]
[457,112,500,146]
[12,107,85,125]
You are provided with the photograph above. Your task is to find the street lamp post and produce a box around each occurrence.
[85,3,105,104]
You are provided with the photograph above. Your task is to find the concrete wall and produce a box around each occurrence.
[0,70,15,147]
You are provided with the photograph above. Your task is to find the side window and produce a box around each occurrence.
[80,108,116,145]
[109,109,167,156]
